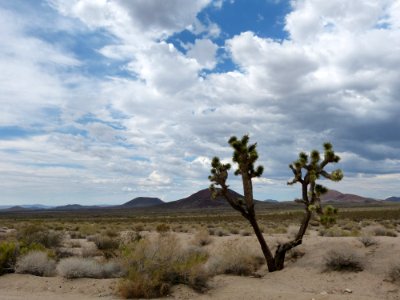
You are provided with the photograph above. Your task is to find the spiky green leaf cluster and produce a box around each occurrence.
[208,157,231,199]
[228,135,264,178]
[320,205,338,228]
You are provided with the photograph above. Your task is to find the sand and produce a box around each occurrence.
[0,234,399,300]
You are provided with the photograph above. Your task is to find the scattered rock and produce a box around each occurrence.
[320,291,328,295]
[344,288,352,293]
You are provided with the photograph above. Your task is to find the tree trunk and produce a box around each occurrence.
[273,209,313,270]
[248,215,277,272]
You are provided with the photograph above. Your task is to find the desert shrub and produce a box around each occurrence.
[104,228,119,238]
[366,225,397,237]
[208,228,216,236]
[134,224,144,232]
[79,224,98,237]
[93,235,119,251]
[57,257,103,279]
[155,223,170,233]
[18,226,64,249]
[240,230,252,236]
[341,221,361,231]
[70,240,82,248]
[55,247,75,259]
[324,248,364,272]
[69,231,84,239]
[215,228,229,237]
[81,246,101,258]
[0,241,18,275]
[207,241,264,276]
[119,231,142,246]
[192,230,212,247]
[102,260,126,278]
[359,236,378,247]
[15,251,56,277]
[387,263,400,284]
[319,225,351,237]
[286,247,305,262]
[119,234,209,298]
[229,228,239,234]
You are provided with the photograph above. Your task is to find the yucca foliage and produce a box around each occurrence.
[288,142,343,226]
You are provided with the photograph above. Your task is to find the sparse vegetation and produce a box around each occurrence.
[359,236,378,247]
[207,241,264,276]
[57,257,103,279]
[387,263,400,284]
[324,248,364,272]
[192,229,212,246]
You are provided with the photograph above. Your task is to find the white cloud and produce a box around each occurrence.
[187,39,218,69]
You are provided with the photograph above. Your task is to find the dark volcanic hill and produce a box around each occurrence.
[122,197,164,208]
[161,188,269,209]
[384,196,400,202]
[161,188,238,209]
[321,189,378,203]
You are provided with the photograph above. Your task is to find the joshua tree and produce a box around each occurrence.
[209,135,343,271]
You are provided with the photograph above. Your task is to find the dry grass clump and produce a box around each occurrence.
[57,257,123,279]
[319,225,352,237]
[192,230,212,247]
[119,233,209,299]
[324,248,364,272]
[365,225,397,237]
[57,257,103,279]
[387,263,400,284]
[15,251,56,277]
[359,236,378,247]
[207,240,264,276]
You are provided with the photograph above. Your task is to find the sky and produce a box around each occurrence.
[0,0,400,205]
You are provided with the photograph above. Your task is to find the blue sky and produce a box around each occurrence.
[1,0,400,205]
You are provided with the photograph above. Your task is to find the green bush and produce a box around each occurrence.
[18,225,64,248]
[0,241,18,275]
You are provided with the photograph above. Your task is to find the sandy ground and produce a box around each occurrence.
[1,233,399,300]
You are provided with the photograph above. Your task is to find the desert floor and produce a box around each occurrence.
[1,232,399,300]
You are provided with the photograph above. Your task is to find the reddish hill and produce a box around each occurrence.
[321,189,379,203]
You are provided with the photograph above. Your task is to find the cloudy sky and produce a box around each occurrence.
[1,0,399,205]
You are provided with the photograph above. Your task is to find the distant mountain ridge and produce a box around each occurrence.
[321,189,379,203]
[385,196,400,202]
[1,188,399,212]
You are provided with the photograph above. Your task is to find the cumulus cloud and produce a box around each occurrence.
[187,39,218,69]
